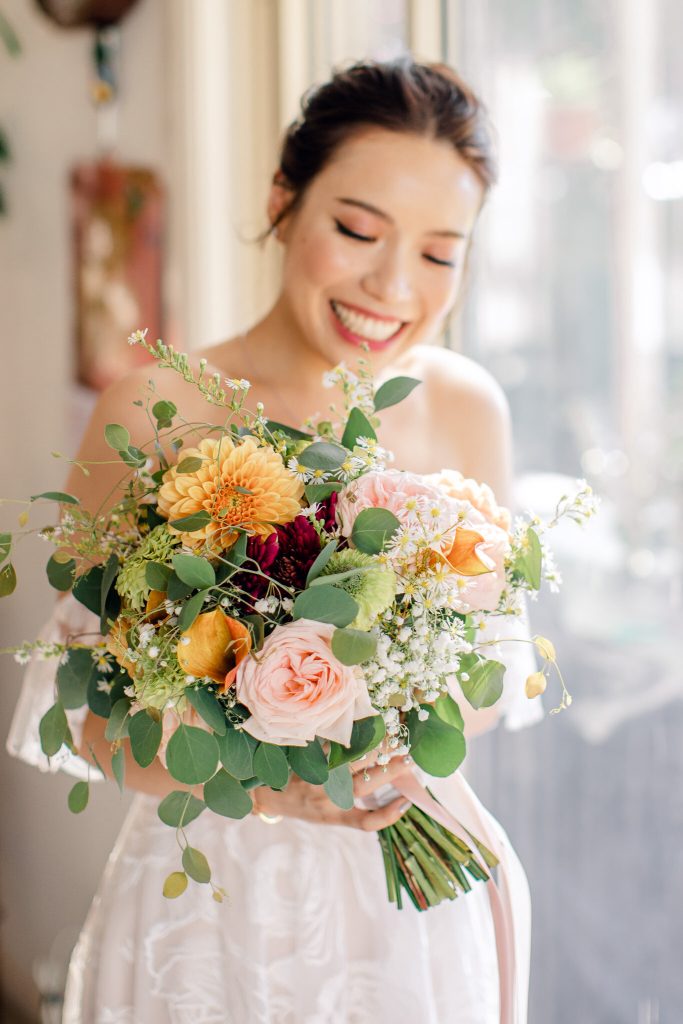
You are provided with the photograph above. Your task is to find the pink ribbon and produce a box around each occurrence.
[393,769,516,1024]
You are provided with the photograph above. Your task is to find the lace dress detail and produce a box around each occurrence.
[7,593,540,1024]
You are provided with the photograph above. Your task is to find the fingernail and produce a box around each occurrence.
[399,801,411,812]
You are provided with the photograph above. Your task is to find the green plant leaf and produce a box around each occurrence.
[128,710,163,767]
[111,746,125,792]
[0,562,17,596]
[324,764,354,809]
[433,692,465,731]
[331,627,377,665]
[29,491,80,505]
[203,769,253,818]
[291,584,358,627]
[0,532,11,564]
[153,400,177,428]
[287,739,329,785]
[177,590,209,632]
[407,705,466,777]
[241,613,265,652]
[169,510,212,532]
[350,508,400,554]
[298,441,347,471]
[145,561,172,591]
[72,565,104,614]
[513,526,543,589]
[120,445,147,469]
[163,871,188,898]
[373,376,421,412]
[46,554,75,592]
[157,790,206,828]
[264,419,312,441]
[328,715,385,769]
[252,742,289,789]
[104,698,131,741]
[56,648,96,709]
[166,725,219,785]
[175,456,204,473]
[99,552,120,633]
[217,728,257,779]
[185,686,228,736]
[173,554,216,590]
[67,780,89,814]
[39,702,68,757]
[305,538,338,586]
[167,573,194,601]
[457,655,506,709]
[341,407,378,449]
[182,845,211,884]
[104,423,130,451]
[304,482,342,503]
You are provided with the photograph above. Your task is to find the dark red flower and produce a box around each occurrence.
[232,532,280,604]
[270,515,322,590]
[316,490,338,532]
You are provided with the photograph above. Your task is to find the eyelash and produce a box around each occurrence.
[334,219,456,269]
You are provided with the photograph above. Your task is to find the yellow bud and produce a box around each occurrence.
[18,510,29,527]
[534,635,556,662]
[525,671,547,699]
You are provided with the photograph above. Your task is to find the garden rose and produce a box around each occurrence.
[235,619,373,747]
[335,469,446,538]
[426,468,512,534]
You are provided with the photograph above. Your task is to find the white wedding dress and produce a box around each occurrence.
[7,592,542,1024]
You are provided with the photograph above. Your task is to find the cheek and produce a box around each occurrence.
[286,228,357,292]
[425,268,465,320]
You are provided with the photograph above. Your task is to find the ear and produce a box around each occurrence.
[266,173,295,241]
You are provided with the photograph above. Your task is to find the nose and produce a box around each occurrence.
[360,243,414,307]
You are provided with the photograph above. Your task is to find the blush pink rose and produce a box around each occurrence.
[426,469,512,534]
[235,619,374,747]
[336,469,448,537]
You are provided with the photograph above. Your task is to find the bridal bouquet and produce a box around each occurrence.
[1,331,598,909]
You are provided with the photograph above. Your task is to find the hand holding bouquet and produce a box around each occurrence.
[1,331,598,909]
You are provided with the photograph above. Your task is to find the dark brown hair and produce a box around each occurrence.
[270,56,497,232]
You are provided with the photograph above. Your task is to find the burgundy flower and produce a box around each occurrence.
[232,532,280,604]
[316,490,338,533]
[270,516,322,590]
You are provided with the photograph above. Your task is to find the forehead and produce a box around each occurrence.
[305,127,484,231]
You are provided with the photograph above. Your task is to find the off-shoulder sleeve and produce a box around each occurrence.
[6,594,105,780]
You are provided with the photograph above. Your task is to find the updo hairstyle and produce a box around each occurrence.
[270,56,497,233]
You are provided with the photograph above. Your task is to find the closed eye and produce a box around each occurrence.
[334,219,375,242]
[424,254,457,268]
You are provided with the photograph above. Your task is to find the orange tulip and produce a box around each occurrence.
[443,527,493,577]
[177,608,251,691]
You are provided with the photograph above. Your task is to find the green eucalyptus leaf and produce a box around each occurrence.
[100,552,120,633]
[305,538,338,586]
[0,532,11,563]
[0,562,17,596]
[157,790,206,828]
[145,561,172,592]
[298,441,347,471]
[324,764,354,809]
[433,692,465,732]
[373,376,421,412]
[287,739,329,785]
[169,510,212,532]
[217,728,257,780]
[128,710,163,767]
[56,648,96,709]
[291,584,358,627]
[29,491,80,505]
[264,419,312,441]
[104,698,131,741]
[252,742,289,789]
[152,400,177,426]
[166,724,219,785]
[331,627,377,666]
[341,407,377,449]
[182,845,211,884]
[407,705,466,777]
[351,507,400,554]
[46,554,75,592]
[39,702,68,757]
[328,715,385,769]
[513,526,543,589]
[167,573,194,601]
[185,686,228,736]
[104,423,130,451]
[304,482,342,503]
[203,769,253,818]
[224,530,249,568]
[72,565,104,614]
[177,590,209,632]
[111,746,125,792]
[175,456,204,473]
[67,780,89,814]
[173,554,216,590]
[457,655,506,709]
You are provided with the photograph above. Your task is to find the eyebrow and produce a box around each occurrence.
[335,197,468,239]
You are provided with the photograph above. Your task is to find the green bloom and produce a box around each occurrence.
[321,549,396,630]
[116,523,180,611]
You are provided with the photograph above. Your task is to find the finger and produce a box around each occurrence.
[358,795,412,833]
[351,757,412,799]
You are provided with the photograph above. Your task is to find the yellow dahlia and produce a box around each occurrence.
[157,436,304,551]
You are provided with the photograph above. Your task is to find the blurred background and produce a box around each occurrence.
[0,1,680,1021]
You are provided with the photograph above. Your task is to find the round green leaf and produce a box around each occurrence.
[433,692,465,731]
[153,400,177,426]
[166,725,219,785]
[407,706,466,777]
[104,423,131,451]
[56,648,95,709]
[287,739,329,785]
[128,710,163,767]
[457,655,505,709]
[328,715,385,769]
[169,511,212,532]
[292,584,358,627]
[217,728,257,780]
[331,627,377,666]
[163,871,188,898]
[39,702,68,757]
[185,686,228,736]
[46,554,76,592]
[111,746,125,792]
[67,780,89,814]
[182,845,211,883]
[203,769,253,818]
[177,590,209,632]
[297,441,347,471]
[350,507,400,554]
[324,764,354,809]
[0,532,12,563]
[0,562,17,597]
[104,698,131,741]
[513,526,543,590]
[305,538,338,587]
[341,407,377,449]
[173,554,216,590]
[145,561,172,591]
[253,742,289,789]
[157,790,206,828]
[176,456,204,473]
[373,376,421,412]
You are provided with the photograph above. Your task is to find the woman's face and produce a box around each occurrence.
[271,127,485,369]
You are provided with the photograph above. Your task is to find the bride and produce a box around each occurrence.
[9,57,541,1022]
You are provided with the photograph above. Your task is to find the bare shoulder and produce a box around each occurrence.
[403,345,510,421]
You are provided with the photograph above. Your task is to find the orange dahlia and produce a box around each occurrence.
[157,436,304,552]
